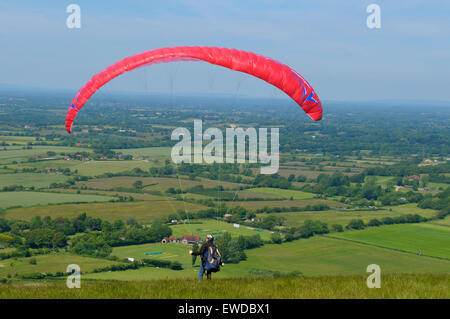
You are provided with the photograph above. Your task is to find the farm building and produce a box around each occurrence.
[180,234,202,245]
[161,236,179,244]
[161,234,202,245]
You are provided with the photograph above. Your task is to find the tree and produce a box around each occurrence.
[216,232,246,264]
[346,219,365,230]
[368,219,382,227]
[331,224,344,232]
[25,229,54,248]
[52,232,67,248]
[271,232,282,244]
[30,216,43,230]
[0,218,10,233]
[133,180,143,189]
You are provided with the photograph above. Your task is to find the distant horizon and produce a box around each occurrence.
[1,82,450,107]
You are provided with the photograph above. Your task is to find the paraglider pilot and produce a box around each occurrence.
[189,234,224,280]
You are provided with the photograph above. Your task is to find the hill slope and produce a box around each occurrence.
[1,274,448,299]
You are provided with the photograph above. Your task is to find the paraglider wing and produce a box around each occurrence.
[65,46,322,133]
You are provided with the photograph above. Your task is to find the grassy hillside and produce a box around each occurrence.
[329,223,450,259]
[76,235,450,282]
[260,206,437,228]
[246,188,316,199]
[1,274,448,299]
[0,191,114,209]
[170,219,273,240]
[224,236,450,277]
[0,253,123,277]
[0,173,69,189]
[4,200,206,223]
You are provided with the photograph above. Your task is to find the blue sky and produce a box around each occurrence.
[0,0,449,101]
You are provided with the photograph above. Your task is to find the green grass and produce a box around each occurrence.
[225,236,450,277]
[234,190,282,199]
[0,173,69,189]
[5,200,206,223]
[112,147,171,158]
[428,182,448,190]
[83,266,193,281]
[0,253,122,277]
[366,176,395,187]
[71,160,157,176]
[170,219,273,241]
[1,274,448,299]
[0,191,114,209]
[431,216,450,227]
[81,234,450,282]
[76,176,244,193]
[388,203,438,216]
[46,188,167,201]
[328,223,450,259]
[246,188,316,199]
[13,159,83,170]
[228,199,347,210]
[0,146,89,164]
[258,209,408,228]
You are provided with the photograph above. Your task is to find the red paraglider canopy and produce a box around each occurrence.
[65,46,322,133]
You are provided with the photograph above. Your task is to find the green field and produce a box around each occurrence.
[388,203,438,216]
[0,253,123,277]
[365,176,395,187]
[47,188,168,201]
[235,189,282,199]
[12,159,83,171]
[113,147,171,158]
[431,216,450,227]
[257,209,409,228]
[0,191,114,209]
[0,173,69,189]
[228,199,347,210]
[4,200,206,222]
[329,223,450,259]
[71,160,158,176]
[170,219,273,241]
[0,146,89,164]
[80,234,450,282]
[246,187,316,199]
[1,274,447,299]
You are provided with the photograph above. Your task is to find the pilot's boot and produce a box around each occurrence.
[207,273,211,280]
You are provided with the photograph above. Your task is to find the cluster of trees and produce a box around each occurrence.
[253,174,291,189]
[0,214,172,258]
[70,219,171,257]
[254,203,330,214]
[182,185,235,200]
[252,215,286,230]
[215,233,246,264]
[298,171,426,207]
[284,220,329,242]
[345,213,428,230]
[92,258,183,273]
[418,187,449,211]
[175,162,250,183]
